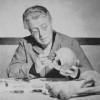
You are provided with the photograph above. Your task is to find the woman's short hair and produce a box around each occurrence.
[23,5,52,29]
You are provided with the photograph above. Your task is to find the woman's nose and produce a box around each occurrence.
[39,30,45,37]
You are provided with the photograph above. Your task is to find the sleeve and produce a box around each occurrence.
[6,39,37,79]
[71,39,94,74]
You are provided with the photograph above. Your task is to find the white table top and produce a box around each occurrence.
[0,78,100,100]
[0,92,100,100]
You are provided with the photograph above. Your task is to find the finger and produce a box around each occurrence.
[39,58,49,66]
[36,57,47,68]
[39,56,49,65]
[39,53,49,58]
[41,63,49,67]
[39,57,49,62]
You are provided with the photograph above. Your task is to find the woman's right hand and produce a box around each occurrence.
[35,53,49,73]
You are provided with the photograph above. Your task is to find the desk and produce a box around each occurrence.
[0,92,100,100]
[0,92,57,100]
[0,78,100,100]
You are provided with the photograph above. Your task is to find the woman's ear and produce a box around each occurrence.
[23,21,29,29]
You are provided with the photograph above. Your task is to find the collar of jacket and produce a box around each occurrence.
[32,30,62,56]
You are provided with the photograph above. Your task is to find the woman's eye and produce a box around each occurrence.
[31,29,39,34]
[33,31,38,33]
[42,26,47,29]
[41,24,47,29]
[33,31,39,35]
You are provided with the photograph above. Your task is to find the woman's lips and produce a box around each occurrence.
[40,37,48,42]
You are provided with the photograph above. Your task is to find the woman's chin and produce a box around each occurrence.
[40,41,51,48]
[41,40,50,45]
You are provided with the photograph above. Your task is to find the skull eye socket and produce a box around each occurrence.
[56,59,61,66]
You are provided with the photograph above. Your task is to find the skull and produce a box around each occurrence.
[49,47,79,71]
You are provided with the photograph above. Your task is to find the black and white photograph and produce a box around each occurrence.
[0,0,100,100]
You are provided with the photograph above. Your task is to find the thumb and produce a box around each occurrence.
[39,53,49,58]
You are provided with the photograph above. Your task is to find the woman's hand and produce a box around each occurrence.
[35,53,49,73]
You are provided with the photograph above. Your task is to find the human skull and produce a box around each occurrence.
[49,47,79,71]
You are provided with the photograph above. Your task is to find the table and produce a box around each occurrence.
[0,78,100,100]
[0,92,100,100]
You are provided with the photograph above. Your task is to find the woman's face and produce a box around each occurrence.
[26,14,53,47]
